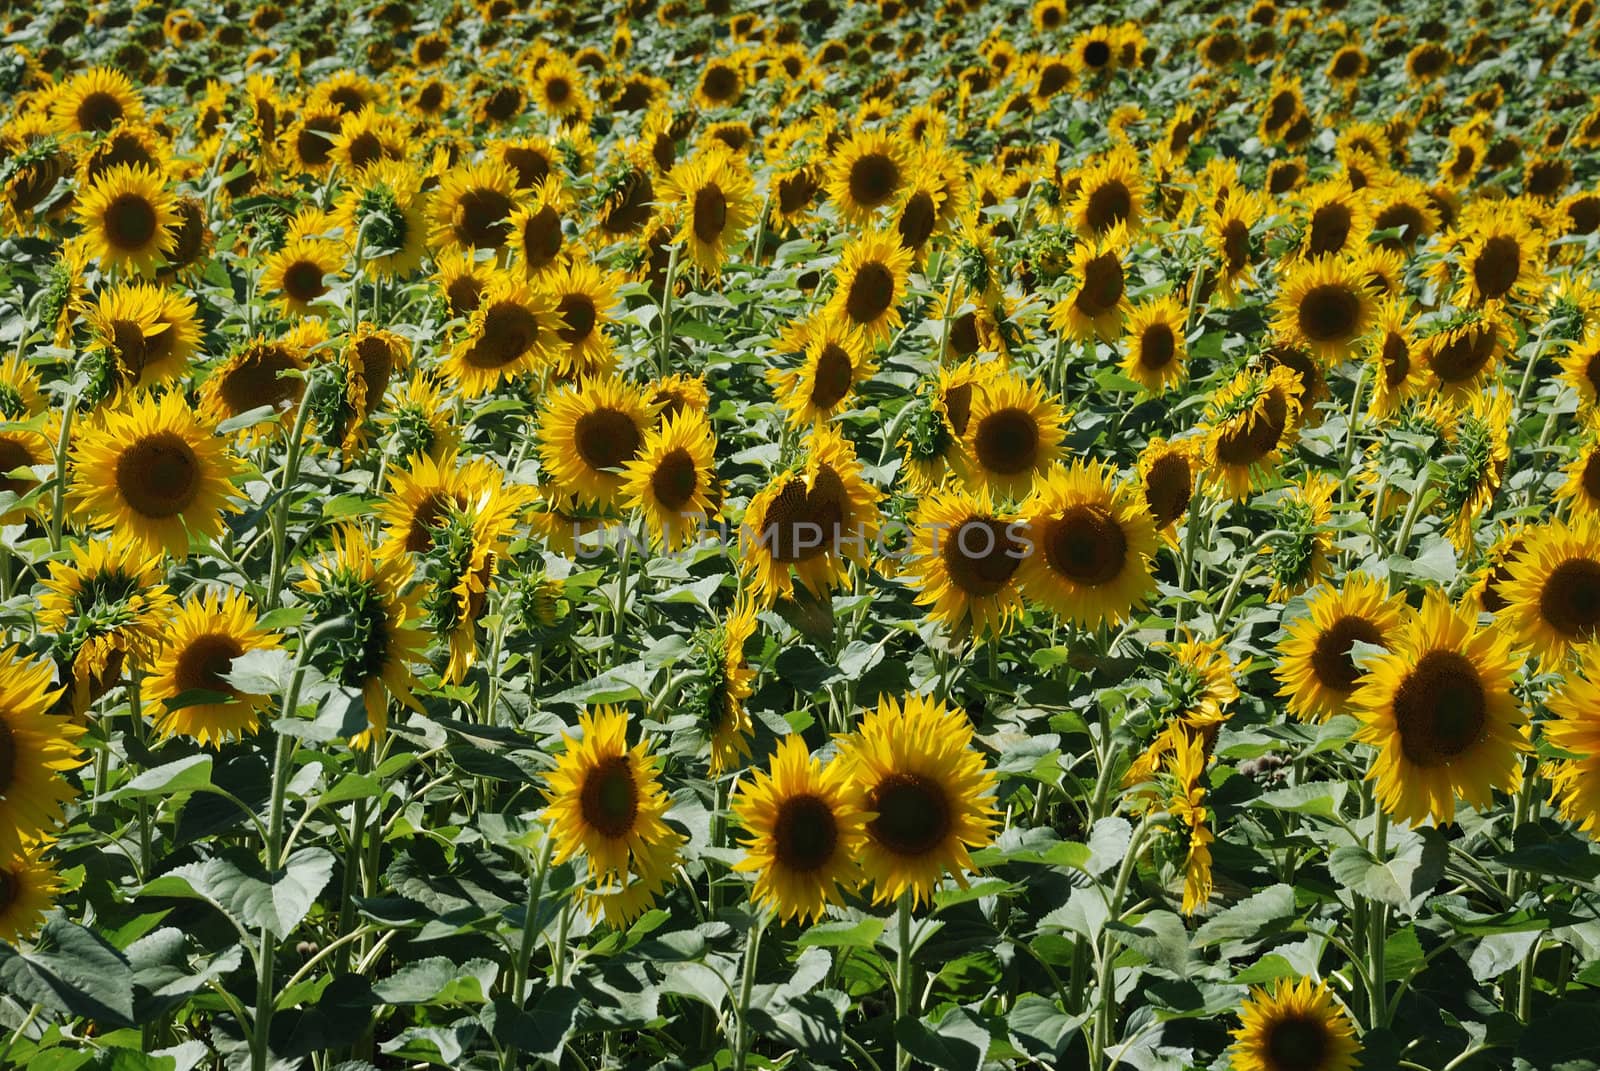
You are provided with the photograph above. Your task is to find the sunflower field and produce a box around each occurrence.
[6,0,1600,1069]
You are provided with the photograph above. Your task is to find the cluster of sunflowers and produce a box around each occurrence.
[4,0,1600,1068]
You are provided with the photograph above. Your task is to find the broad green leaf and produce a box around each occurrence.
[0,920,135,1027]
[797,917,885,950]
[114,755,213,801]
[141,847,334,938]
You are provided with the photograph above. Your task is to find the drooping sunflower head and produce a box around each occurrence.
[336,159,431,280]
[1200,364,1305,500]
[200,325,322,442]
[961,372,1070,501]
[1297,181,1371,260]
[1016,459,1159,629]
[1262,473,1337,601]
[1137,436,1199,540]
[732,735,866,923]
[681,600,759,776]
[538,376,657,508]
[1276,572,1407,723]
[74,163,178,276]
[1365,298,1423,418]
[1051,225,1131,340]
[835,693,997,906]
[508,178,570,279]
[297,525,426,748]
[147,589,282,747]
[1416,312,1510,401]
[1352,589,1527,826]
[69,390,242,560]
[1229,976,1362,1071]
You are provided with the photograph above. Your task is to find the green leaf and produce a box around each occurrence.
[114,755,213,801]
[141,847,334,938]
[1194,884,1298,947]
[372,957,499,1005]
[934,878,1015,909]
[797,917,885,949]
[1232,954,1299,986]
[0,920,135,1027]
[1007,996,1084,1060]
[896,1006,992,1071]
[1250,781,1347,818]
[479,991,581,1064]
[318,773,381,806]
[221,648,294,696]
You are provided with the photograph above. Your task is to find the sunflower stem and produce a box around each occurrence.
[894,890,917,1071]
[732,908,767,1071]
[657,242,681,378]
[48,398,77,553]
[335,745,373,974]
[509,826,557,1011]
[266,380,319,607]
[1338,363,1369,505]
[1366,806,1389,1028]
[1391,470,1431,559]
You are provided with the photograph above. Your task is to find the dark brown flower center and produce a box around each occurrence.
[810,344,854,409]
[1307,203,1353,257]
[847,152,900,210]
[175,632,246,696]
[974,407,1039,476]
[649,447,699,511]
[574,407,642,474]
[943,517,1023,597]
[1381,332,1410,388]
[579,755,639,839]
[105,193,159,252]
[897,191,938,251]
[1471,235,1521,301]
[465,301,539,369]
[868,772,949,857]
[557,294,597,344]
[692,184,728,245]
[1214,387,1289,465]
[1075,252,1125,317]
[1263,1014,1331,1071]
[1144,454,1192,528]
[77,91,125,132]
[282,258,327,303]
[1393,649,1487,768]
[1139,322,1177,370]
[1297,283,1361,343]
[1539,557,1600,641]
[1085,179,1132,234]
[845,262,895,324]
[773,793,838,872]
[1043,505,1127,586]
[456,187,514,249]
[1309,614,1384,693]
[518,205,563,270]
[117,431,200,519]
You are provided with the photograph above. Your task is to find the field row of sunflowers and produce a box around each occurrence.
[3,0,1600,1068]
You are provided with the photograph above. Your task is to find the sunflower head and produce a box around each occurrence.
[1230,977,1362,1071]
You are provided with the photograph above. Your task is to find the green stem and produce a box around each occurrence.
[895,890,916,1071]
[657,242,680,378]
[1391,471,1431,559]
[1367,807,1389,1028]
[510,828,558,1008]
[49,400,76,552]
[266,383,319,607]
[732,910,768,1071]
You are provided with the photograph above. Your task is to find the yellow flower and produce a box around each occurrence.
[1229,976,1361,1071]
[732,736,866,923]
[1275,573,1407,723]
[904,486,1026,640]
[146,590,282,746]
[0,647,83,858]
[538,376,657,509]
[74,163,178,276]
[620,408,721,549]
[1502,519,1600,666]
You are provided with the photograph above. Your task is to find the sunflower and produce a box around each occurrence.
[1560,331,1600,412]
[260,238,342,317]
[1263,473,1337,600]
[769,316,874,426]
[1201,364,1304,500]
[1050,226,1130,340]
[1325,43,1368,87]
[660,148,757,275]
[545,258,622,377]
[892,174,946,262]
[538,376,657,508]
[542,705,685,925]
[1168,733,1213,916]
[429,158,521,254]
[1209,190,1267,305]
[82,282,194,394]
[1273,256,1374,363]
[1543,645,1600,834]
[50,66,143,135]
[1016,459,1158,628]
[1435,388,1511,552]
[419,478,530,685]
[507,179,569,280]
[1298,182,1370,260]
[0,844,63,944]
[904,486,1026,640]
[38,538,176,715]
[683,600,759,775]
[1442,212,1545,309]
[1368,176,1439,252]
[1557,431,1600,524]
[441,275,562,398]
[898,359,999,495]
[1137,437,1199,541]
[834,693,997,906]
[620,408,721,549]
[1501,519,1600,666]
[1353,590,1526,826]
[199,327,319,441]
[0,647,83,858]
[74,163,177,276]
[1069,148,1145,237]
[824,128,910,226]
[1229,977,1362,1071]
[732,735,866,923]
[297,526,426,748]
[374,371,458,464]
[824,231,913,345]
[741,425,883,604]
[80,120,170,186]
[1121,295,1189,394]
[694,55,745,110]
[962,372,1069,500]
[531,56,589,120]
[70,391,241,560]
[1276,573,1407,723]
[146,589,281,746]
[1416,314,1509,402]
[321,324,410,452]
[335,159,430,279]
[649,373,711,421]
